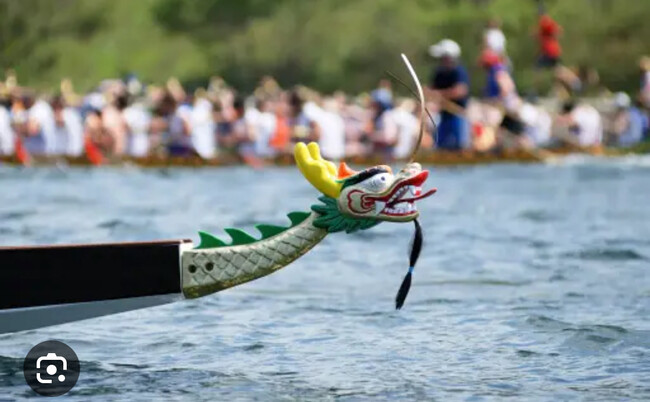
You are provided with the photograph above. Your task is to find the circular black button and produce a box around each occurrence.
[23,340,80,397]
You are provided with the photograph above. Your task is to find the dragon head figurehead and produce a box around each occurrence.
[294,142,436,233]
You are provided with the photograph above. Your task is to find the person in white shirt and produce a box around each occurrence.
[303,98,345,160]
[244,97,277,158]
[25,96,57,155]
[383,98,419,160]
[518,102,552,146]
[123,101,152,157]
[243,100,261,148]
[51,96,84,156]
[0,103,15,156]
[557,101,603,146]
[191,96,217,159]
[247,98,277,158]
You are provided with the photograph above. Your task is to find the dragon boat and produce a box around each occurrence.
[0,144,636,168]
[0,142,436,334]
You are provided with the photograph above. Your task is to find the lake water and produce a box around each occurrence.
[0,155,649,401]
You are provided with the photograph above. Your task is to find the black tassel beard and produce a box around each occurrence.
[409,219,423,268]
[395,271,412,310]
[395,219,423,310]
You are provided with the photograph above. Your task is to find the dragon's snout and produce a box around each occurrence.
[339,163,436,223]
[365,169,437,219]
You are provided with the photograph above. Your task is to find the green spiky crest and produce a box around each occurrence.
[196,211,311,249]
[311,195,380,233]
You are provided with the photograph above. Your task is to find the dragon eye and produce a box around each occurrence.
[360,173,392,192]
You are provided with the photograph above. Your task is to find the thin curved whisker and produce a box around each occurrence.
[384,70,438,149]
[385,57,437,162]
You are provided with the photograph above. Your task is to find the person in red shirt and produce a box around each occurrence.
[537,12,562,69]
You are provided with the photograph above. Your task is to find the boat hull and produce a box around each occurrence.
[0,239,192,334]
[0,145,631,168]
[0,294,179,334]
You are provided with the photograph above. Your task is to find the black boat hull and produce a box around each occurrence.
[0,239,192,334]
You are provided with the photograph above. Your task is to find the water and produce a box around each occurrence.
[0,156,649,401]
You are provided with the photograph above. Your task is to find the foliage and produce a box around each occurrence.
[0,0,107,86]
[0,0,205,91]
[1,0,649,94]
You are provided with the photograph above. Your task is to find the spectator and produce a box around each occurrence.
[428,39,470,150]
[169,92,194,157]
[610,92,647,147]
[51,95,84,156]
[232,96,257,159]
[480,49,529,148]
[123,96,152,158]
[289,90,319,145]
[102,88,129,155]
[304,97,345,160]
[484,18,507,61]
[0,90,14,156]
[556,100,603,147]
[24,92,57,156]
[84,109,114,154]
[638,56,650,109]
[250,97,277,158]
[384,98,419,160]
[537,12,562,69]
[190,91,217,159]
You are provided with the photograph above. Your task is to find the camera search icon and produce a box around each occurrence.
[24,340,80,397]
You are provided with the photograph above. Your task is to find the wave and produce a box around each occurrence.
[563,248,645,261]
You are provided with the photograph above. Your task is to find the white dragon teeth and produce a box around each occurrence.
[380,186,422,215]
[391,187,407,202]
[378,201,416,215]
[375,201,386,215]
[391,202,415,214]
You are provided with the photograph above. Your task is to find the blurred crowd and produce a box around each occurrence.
[0,74,428,162]
[1,11,649,163]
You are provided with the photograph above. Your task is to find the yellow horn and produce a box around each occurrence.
[294,142,341,198]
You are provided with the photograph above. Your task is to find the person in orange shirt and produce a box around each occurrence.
[269,100,291,154]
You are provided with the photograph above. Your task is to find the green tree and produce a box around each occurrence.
[2,0,650,95]
[0,0,106,84]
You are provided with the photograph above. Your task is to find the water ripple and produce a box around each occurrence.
[565,248,645,261]
[0,163,648,400]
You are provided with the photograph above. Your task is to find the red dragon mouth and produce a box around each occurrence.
[357,171,437,217]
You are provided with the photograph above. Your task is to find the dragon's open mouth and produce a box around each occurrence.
[367,171,437,217]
